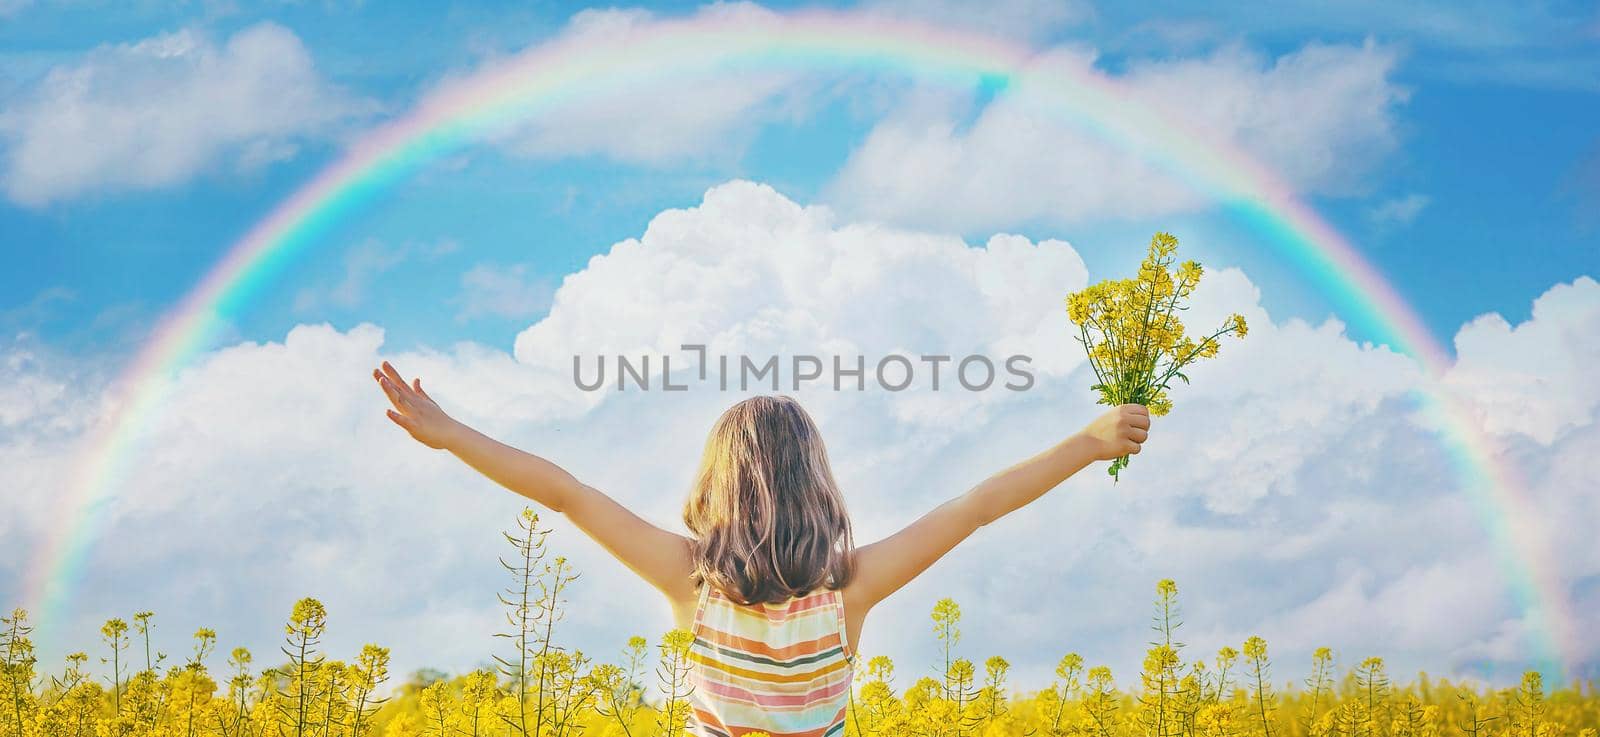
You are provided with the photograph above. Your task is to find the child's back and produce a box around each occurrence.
[686,585,852,736]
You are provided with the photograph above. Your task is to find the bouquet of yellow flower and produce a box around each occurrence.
[1065,232,1247,480]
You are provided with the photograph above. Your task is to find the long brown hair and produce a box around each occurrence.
[683,395,855,605]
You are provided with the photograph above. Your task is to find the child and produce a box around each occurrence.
[373,360,1149,736]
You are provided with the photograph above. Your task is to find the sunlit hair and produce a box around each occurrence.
[683,395,854,605]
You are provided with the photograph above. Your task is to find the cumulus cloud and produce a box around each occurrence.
[0,22,373,206]
[455,262,555,322]
[1368,192,1431,226]
[826,41,1406,231]
[0,6,1407,219]
[512,180,1088,385]
[292,238,461,314]
[1104,1,1600,92]
[3,181,1595,686]
[465,3,819,166]
[446,2,1401,199]
[1443,276,1600,445]
[861,0,1093,43]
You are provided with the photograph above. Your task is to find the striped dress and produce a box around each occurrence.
[686,584,854,737]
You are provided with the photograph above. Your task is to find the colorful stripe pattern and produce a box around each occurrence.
[687,585,854,737]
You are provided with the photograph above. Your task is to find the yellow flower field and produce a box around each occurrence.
[2,509,1595,737]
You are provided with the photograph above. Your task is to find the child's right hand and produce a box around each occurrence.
[1078,404,1151,461]
[373,361,461,450]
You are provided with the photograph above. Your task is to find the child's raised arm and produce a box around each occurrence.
[843,404,1150,616]
[373,361,696,602]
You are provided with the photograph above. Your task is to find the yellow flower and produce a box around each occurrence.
[1065,292,1090,324]
[1143,644,1180,673]
[931,598,961,630]
[661,628,694,657]
[1150,231,1179,258]
[1243,636,1268,661]
[1179,259,1203,287]
[287,597,327,636]
[1197,703,1235,736]
[1063,232,1246,478]
[1521,670,1543,694]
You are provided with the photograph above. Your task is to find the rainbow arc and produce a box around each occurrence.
[25,9,1575,678]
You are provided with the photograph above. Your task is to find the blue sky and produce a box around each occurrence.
[3,0,1595,356]
[2,0,1598,688]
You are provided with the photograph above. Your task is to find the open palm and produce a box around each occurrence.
[372,360,458,449]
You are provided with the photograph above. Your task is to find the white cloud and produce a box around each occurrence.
[1368,192,1431,225]
[455,262,554,322]
[0,6,1402,223]
[861,0,1093,43]
[1110,1,1600,92]
[0,22,373,206]
[463,3,819,166]
[293,241,408,313]
[292,238,460,313]
[0,286,76,335]
[512,180,1087,386]
[1443,276,1600,445]
[436,5,1497,213]
[3,181,1595,688]
[826,41,1406,231]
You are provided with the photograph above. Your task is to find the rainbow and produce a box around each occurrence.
[26,8,1576,678]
